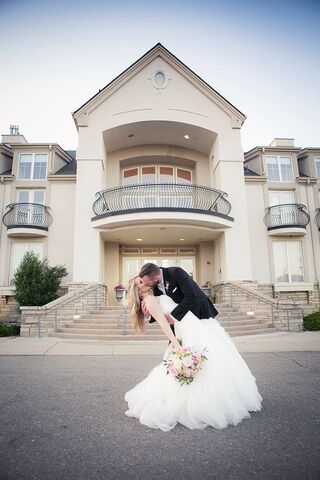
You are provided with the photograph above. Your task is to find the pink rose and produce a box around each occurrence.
[185,369,193,378]
[182,356,193,367]
[168,365,179,376]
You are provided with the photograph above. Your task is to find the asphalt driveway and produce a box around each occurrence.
[1,352,319,480]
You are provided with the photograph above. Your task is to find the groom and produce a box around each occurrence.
[139,263,219,326]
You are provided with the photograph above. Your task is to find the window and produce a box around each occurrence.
[17,153,48,180]
[10,243,43,284]
[17,190,45,204]
[16,190,45,225]
[269,191,296,225]
[141,166,156,183]
[123,168,139,185]
[159,166,174,183]
[153,71,166,89]
[273,241,304,283]
[315,157,320,181]
[269,190,294,206]
[122,166,192,185]
[177,169,192,184]
[266,156,294,181]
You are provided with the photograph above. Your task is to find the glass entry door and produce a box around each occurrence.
[122,257,195,286]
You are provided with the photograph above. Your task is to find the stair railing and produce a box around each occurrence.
[21,283,107,337]
[213,282,304,331]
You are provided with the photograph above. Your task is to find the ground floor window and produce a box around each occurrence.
[10,242,43,284]
[122,255,195,286]
[272,240,304,283]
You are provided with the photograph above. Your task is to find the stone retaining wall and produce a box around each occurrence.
[212,281,305,331]
[20,282,107,337]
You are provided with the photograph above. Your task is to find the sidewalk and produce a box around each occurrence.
[0,331,319,355]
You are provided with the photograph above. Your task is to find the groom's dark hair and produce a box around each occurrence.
[139,263,161,278]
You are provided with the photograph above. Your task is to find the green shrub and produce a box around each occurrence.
[303,311,320,331]
[0,323,21,336]
[12,251,68,307]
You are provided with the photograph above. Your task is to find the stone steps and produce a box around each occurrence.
[47,300,279,340]
[48,332,166,341]
[229,327,278,337]
[56,327,164,335]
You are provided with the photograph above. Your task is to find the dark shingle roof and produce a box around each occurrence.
[54,159,77,175]
[244,166,260,177]
[65,150,76,159]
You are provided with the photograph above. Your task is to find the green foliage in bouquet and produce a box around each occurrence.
[12,251,68,307]
[303,311,320,331]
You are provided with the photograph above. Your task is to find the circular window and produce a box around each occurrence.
[153,71,166,89]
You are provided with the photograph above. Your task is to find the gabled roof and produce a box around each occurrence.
[73,43,246,127]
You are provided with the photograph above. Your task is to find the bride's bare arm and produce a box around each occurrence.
[142,296,181,349]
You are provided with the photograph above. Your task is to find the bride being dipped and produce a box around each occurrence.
[124,265,263,432]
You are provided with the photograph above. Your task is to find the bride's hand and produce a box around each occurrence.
[172,339,182,351]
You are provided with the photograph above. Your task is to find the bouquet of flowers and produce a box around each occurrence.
[163,341,208,386]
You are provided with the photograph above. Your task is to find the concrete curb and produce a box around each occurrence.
[0,331,319,355]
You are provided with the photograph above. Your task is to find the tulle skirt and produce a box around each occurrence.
[124,312,263,432]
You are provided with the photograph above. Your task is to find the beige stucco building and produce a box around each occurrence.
[1,44,320,318]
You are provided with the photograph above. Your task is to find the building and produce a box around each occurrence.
[0,44,319,335]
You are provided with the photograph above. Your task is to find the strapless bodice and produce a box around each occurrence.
[159,295,178,316]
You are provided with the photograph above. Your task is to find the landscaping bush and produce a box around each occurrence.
[0,323,21,336]
[12,251,68,307]
[303,311,320,331]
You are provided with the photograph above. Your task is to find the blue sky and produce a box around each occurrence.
[0,0,319,151]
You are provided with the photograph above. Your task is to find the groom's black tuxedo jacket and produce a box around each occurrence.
[149,267,219,323]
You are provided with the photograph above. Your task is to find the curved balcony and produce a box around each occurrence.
[93,183,232,220]
[2,203,53,237]
[264,203,310,236]
[315,208,320,230]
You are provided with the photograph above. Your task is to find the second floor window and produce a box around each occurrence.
[17,190,45,204]
[266,156,294,181]
[315,156,320,181]
[18,153,48,180]
[269,190,294,206]
[122,165,192,185]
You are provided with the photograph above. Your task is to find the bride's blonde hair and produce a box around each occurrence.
[127,277,145,331]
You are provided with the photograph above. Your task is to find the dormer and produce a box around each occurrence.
[0,144,13,177]
[298,148,320,182]
[244,138,301,181]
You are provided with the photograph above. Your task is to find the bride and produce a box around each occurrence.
[124,276,263,432]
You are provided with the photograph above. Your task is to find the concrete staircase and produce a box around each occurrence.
[48,301,278,340]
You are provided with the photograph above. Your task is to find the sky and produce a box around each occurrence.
[0,0,319,152]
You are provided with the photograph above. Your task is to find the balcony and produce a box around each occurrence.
[93,183,232,217]
[264,203,310,236]
[2,203,53,237]
[92,183,233,234]
[315,208,320,230]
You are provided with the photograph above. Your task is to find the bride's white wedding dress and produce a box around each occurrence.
[124,295,262,432]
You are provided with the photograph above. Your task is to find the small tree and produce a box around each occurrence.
[12,251,68,307]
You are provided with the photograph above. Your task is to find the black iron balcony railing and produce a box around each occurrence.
[2,203,53,230]
[92,183,232,218]
[264,203,310,231]
[315,208,320,230]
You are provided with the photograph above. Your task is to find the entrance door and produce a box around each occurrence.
[122,257,195,286]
